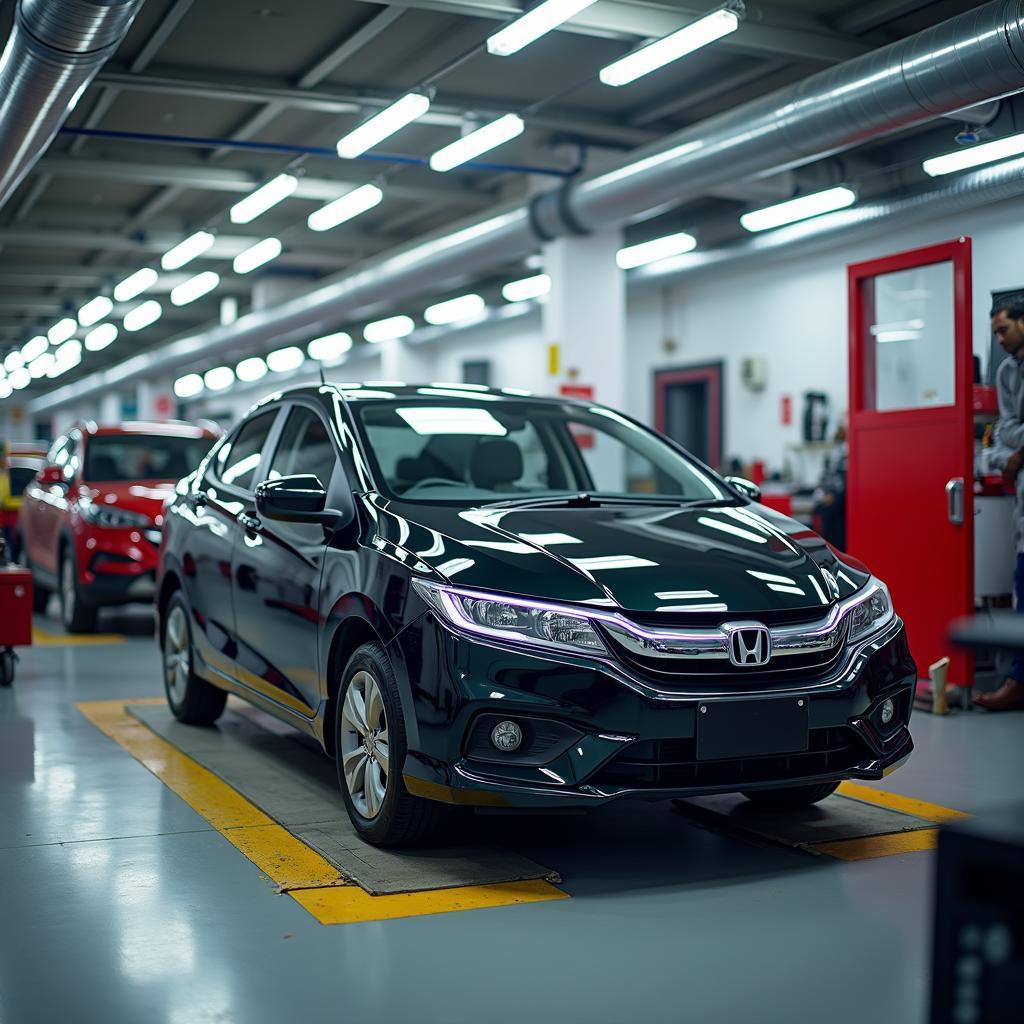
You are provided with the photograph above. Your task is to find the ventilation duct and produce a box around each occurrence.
[0,0,145,211]
[27,0,1024,410]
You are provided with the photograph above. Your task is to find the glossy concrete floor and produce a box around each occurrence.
[1,609,1022,1024]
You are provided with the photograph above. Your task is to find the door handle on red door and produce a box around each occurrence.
[237,512,261,533]
[946,478,964,525]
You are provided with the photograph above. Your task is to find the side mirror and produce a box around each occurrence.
[725,476,762,502]
[38,465,66,487]
[255,475,341,527]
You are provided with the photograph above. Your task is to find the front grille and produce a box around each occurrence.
[622,606,836,630]
[591,726,868,790]
[602,622,849,683]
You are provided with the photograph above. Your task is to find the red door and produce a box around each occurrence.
[848,238,974,685]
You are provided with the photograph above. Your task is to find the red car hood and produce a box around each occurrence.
[80,480,177,524]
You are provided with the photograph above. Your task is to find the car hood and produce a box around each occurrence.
[369,498,870,616]
[79,480,177,523]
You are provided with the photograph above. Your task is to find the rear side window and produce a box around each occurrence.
[214,411,277,492]
[268,407,338,488]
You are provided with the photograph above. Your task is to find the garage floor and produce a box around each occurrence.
[2,611,1021,1024]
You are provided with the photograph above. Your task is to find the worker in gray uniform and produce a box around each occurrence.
[981,296,1024,710]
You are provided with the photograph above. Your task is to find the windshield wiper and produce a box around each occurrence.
[481,493,737,511]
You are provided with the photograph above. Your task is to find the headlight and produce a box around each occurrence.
[414,581,607,655]
[847,579,893,642]
[79,501,150,529]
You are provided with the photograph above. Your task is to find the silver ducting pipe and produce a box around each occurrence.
[26,0,1024,411]
[0,0,145,210]
[630,153,1024,285]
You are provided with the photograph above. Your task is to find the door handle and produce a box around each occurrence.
[237,511,261,533]
[946,477,964,525]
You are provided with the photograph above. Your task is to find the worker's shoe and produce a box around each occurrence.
[973,677,1024,711]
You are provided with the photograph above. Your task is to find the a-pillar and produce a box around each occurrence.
[541,229,625,411]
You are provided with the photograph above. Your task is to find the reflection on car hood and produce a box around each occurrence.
[369,498,869,616]
[80,481,177,521]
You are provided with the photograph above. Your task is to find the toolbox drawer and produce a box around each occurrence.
[0,567,33,647]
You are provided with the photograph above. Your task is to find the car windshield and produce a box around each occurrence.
[83,434,213,483]
[355,399,729,505]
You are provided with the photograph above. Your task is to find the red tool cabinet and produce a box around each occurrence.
[0,566,33,646]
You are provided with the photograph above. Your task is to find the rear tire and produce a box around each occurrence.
[741,780,840,809]
[60,548,97,633]
[335,642,444,847]
[161,591,226,725]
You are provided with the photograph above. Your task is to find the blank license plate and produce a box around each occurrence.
[696,698,809,761]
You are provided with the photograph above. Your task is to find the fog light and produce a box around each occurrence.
[491,720,523,752]
[880,698,895,726]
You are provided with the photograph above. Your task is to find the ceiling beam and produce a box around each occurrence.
[33,154,494,207]
[92,67,657,147]
[361,0,871,63]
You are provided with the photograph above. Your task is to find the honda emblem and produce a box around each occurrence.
[726,624,772,667]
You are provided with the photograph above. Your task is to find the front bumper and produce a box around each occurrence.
[74,526,159,606]
[397,614,917,809]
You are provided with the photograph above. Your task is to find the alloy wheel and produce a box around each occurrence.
[339,670,389,819]
[164,604,190,705]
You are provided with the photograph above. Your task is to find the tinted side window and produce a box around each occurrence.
[268,407,338,488]
[216,412,277,492]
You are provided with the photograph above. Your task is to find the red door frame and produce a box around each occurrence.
[848,236,974,683]
[654,363,724,469]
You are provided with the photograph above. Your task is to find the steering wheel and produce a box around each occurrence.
[402,477,465,492]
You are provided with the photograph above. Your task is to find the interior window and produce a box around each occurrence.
[268,407,338,488]
[217,411,277,491]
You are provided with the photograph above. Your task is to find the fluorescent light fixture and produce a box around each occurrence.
[740,186,856,233]
[21,336,48,362]
[229,174,298,224]
[28,353,54,379]
[236,357,268,382]
[487,0,597,56]
[174,373,204,399]
[4,350,24,372]
[203,366,234,391]
[308,332,352,363]
[875,330,921,343]
[233,237,282,274]
[78,296,113,327]
[396,407,507,436]
[266,346,304,373]
[616,232,697,269]
[424,293,486,325]
[0,380,11,399]
[123,300,163,332]
[599,9,740,87]
[336,94,430,159]
[48,317,77,345]
[501,273,550,302]
[307,184,383,232]
[49,339,82,377]
[429,115,525,172]
[9,366,31,390]
[161,230,215,270]
[114,267,158,303]
[84,323,118,352]
[923,131,1024,177]
[364,315,414,343]
[170,271,220,307]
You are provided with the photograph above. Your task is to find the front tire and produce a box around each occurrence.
[741,780,840,809]
[161,591,226,725]
[335,642,443,847]
[60,548,97,633]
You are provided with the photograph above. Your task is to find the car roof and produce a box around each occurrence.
[80,420,219,438]
[261,382,587,407]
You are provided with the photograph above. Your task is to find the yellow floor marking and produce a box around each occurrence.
[77,699,566,924]
[292,878,564,925]
[33,626,125,646]
[814,829,939,861]
[837,781,971,825]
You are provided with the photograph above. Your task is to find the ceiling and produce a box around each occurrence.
[0,0,1000,394]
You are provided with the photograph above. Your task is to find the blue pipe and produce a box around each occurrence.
[58,126,577,178]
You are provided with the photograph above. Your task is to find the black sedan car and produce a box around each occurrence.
[157,383,915,846]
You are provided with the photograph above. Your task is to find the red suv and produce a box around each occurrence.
[20,421,218,632]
